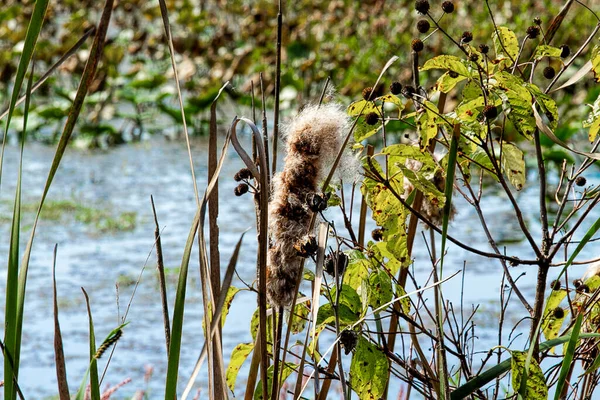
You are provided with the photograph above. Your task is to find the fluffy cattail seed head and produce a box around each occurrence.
[576,176,587,186]
[234,183,249,196]
[390,81,403,95]
[234,167,253,182]
[411,38,424,52]
[543,66,555,79]
[441,1,454,13]
[415,0,430,15]
[461,31,473,43]
[417,19,430,33]
[526,25,540,39]
[365,112,379,125]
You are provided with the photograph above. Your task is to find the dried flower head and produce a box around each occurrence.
[461,31,473,43]
[234,167,253,182]
[307,192,329,212]
[578,284,590,294]
[411,38,424,52]
[441,1,455,13]
[294,235,318,258]
[340,329,358,354]
[576,176,587,186]
[560,44,570,58]
[415,0,430,15]
[552,307,565,319]
[573,279,583,289]
[324,251,349,276]
[390,81,403,95]
[417,19,430,33]
[482,105,498,120]
[267,103,350,307]
[543,66,555,79]
[371,228,384,241]
[234,183,249,196]
[365,112,379,125]
[533,17,542,25]
[479,44,489,54]
[551,279,561,291]
[526,25,540,39]
[362,86,374,101]
[402,85,416,98]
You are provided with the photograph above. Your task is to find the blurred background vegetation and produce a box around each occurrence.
[0,0,597,147]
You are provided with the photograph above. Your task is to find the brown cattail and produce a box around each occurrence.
[267,103,350,307]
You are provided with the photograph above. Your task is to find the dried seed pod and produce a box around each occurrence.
[417,19,430,33]
[575,176,587,187]
[294,235,318,258]
[482,105,498,120]
[573,279,583,288]
[362,86,374,101]
[411,38,424,52]
[543,66,555,79]
[479,44,489,54]
[415,0,430,15]
[441,1,454,13]
[307,192,329,213]
[401,85,416,98]
[365,112,379,125]
[234,183,249,196]
[340,330,358,355]
[578,284,590,294]
[234,167,253,182]
[371,228,384,241]
[552,307,565,319]
[461,31,473,43]
[533,17,542,25]
[550,279,561,291]
[324,251,349,276]
[560,45,570,58]
[390,81,403,95]
[526,25,540,39]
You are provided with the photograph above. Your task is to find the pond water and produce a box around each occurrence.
[0,135,598,398]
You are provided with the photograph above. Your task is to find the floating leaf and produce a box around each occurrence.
[226,342,254,392]
[511,350,548,399]
[500,142,526,190]
[350,337,389,400]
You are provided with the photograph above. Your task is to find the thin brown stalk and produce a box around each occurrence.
[52,245,70,400]
[357,145,375,247]
[271,0,283,175]
[150,196,170,355]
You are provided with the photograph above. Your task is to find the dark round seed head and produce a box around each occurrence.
[526,25,540,39]
[324,251,349,276]
[234,167,253,182]
[482,105,498,120]
[461,31,473,43]
[533,17,542,25]
[234,183,249,196]
[543,66,556,79]
[578,284,590,294]
[573,279,583,288]
[479,44,489,54]
[307,192,329,212]
[552,307,565,319]
[294,235,318,258]
[365,112,379,126]
[417,19,431,33]
[402,85,416,98]
[340,329,359,355]
[448,70,459,78]
[560,44,571,58]
[576,176,587,187]
[551,280,561,291]
[415,0,430,15]
[371,228,384,241]
[390,81,403,95]
[362,86,374,101]
[441,1,455,13]
[469,54,479,62]
[411,38,424,52]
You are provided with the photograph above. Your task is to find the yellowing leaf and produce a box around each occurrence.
[592,45,600,82]
[436,72,468,93]
[421,55,472,77]
[500,142,526,190]
[367,271,393,310]
[511,351,548,399]
[493,27,519,69]
[533,45,562,60]
[347,99,381,116]
[221,286,241,328]
[541,288,568,341]
[350,337,389,400]
[416,101,440,148]
[226,342,254,392]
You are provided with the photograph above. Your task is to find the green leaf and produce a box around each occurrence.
[331,284,364,315]
[344,250,371,292]
[290,299,310,334]
[253,362,296,400]
[316,303,359,327]
[395,284,411,314]
[369,241,402,276]
[367,271,393,309]
[492,27,519,69]
[226,342,254,392]
[416,101,440,148]
[421,55,472,77]
[588,118,600,142]
[511,351,548,399]
[436,72,468,93]
[493,75,536,140]
[583,93,600,142]
[592,45,600,82]
[376,94,404,117]
[554,313,583,400]
[354,117,384,142]
[349,337,389,399]
[533,45,562,60]
[347,99,382,116]
[527,83,559,130]
[500,142,526,190]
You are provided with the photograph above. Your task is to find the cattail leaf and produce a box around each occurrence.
[533,45,562,60]
[554,313,583,400]
[349,337,389,400]
[492,26,519,70]
[500,142,526,190]
[592,45,600,82]
[421,55,472,77]
[511,350,548,399]
[226,342,254,393]
[367,271,393,310]
[253,362,296,400]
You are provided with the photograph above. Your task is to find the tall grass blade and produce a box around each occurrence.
[52,245,70,400]
[151,195,171,355]
[0,0,49,191]
[553,313,582,400]
[81,288,100,400]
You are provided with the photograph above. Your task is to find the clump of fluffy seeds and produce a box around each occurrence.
[267,103,350,307]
